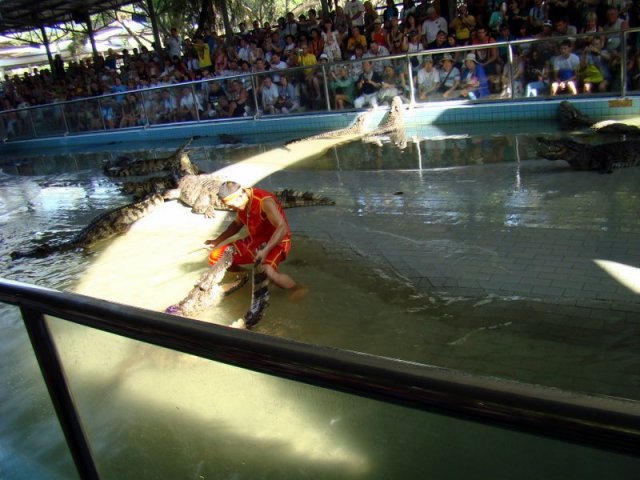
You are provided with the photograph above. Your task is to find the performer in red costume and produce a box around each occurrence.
[205,181,298,290]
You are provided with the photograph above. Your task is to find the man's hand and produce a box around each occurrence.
[204,239,218,250]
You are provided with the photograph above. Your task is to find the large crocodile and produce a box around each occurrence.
[537,137,640,173]
[163,172,335,218]
[104,138,201,177]
[10,193,164,259]
[558,101,640,134]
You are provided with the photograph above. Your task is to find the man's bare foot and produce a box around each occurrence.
[230,318,247,329]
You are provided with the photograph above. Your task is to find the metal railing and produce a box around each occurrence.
[1,277,639,479]
[1,28,638,142]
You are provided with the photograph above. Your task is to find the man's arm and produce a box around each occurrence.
[255,197,289,263]
[205,216,243,248]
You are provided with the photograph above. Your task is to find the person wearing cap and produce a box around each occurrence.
[459,53,489,99]
[422,6,448,45]
[205,181,299,293]
[415,55,439,100]
[449,5,476,45]
[437,53,461,99]
[371,18,388,47]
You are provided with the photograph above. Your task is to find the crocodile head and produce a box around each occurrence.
[558,100,592,128]
[536,137,585,161]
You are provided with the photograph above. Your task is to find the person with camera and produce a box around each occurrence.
[449,5,476,45]
[354,60,382,108]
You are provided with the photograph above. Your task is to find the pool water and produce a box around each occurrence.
[1,127,639,478]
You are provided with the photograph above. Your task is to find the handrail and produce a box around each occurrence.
[2,277,639,460]
[1,27,638,142]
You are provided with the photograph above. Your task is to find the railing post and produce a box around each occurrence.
[621,31,627,98]
[506,43,514,99]
[406,55,416,105]
[191,84,201,122]
[321,65,331,111]
[20,307,100,480]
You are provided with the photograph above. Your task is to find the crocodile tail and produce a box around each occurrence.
[274,189,336,208]
[241,261,270,329]
[10,242,75,260]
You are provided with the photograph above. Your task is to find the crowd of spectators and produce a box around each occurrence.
[1,0,640,136]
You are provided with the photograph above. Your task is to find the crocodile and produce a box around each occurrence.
[558,101,640,134]
[537,137,640,173]
[104,138,201,177]
[363,96,407,148]
[10,193,164,259]
[163,173,335,218]
[165,246,248,317]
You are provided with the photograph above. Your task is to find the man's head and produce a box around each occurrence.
[218,181,247,209]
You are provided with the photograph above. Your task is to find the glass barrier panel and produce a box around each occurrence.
[0,305,78,479]
[147,84,184,125]
[116,91,147,129]
[30,103,68,137]
[43,314,640,479]
[63,99,97,134]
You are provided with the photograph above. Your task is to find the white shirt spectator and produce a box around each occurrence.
[422,9,448,44]
[344,0,365,27]
[261,79,280,111]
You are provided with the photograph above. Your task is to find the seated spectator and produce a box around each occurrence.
[226,79,250,116]
[354,60,382,108]
[345,26,368,58]
[579,36,611,93]
[524,47,550,96]
[330,65,356,109]
[551,39,580,95]
[386,16,406,54]
[603,6,628,51]
[158,89,178,123]
[120,93,141,128]
[100,97,117,129]
[274,76,300,113]
[269,53,288,82]
[415,55,440,100]
[438,53,461,99]
[378,64,406,104]
[309,28,325,59]
[500,47,526,97]
[178,86,203,120]
[422,6,448,45]
[260,76,280,114]
[459,53,490,99]
[427,30,449,65]
[364,41,391,74]
[322,21,343,62]
[371,18,388,47]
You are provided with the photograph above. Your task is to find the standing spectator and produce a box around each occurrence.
[322,20,343,61]
[603,7,629,51]
[449,5,476,45]
[422,7,448,45]
[401,0,417,23]
[194,36,212,73]
[551,39,580,95]
[333,6,350,39]
[363,1,379,36]
[281,12,298,38]
[382,0,399,27]
[166,27,182,60]
[345,0,365,27]
[527,0,546,34]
